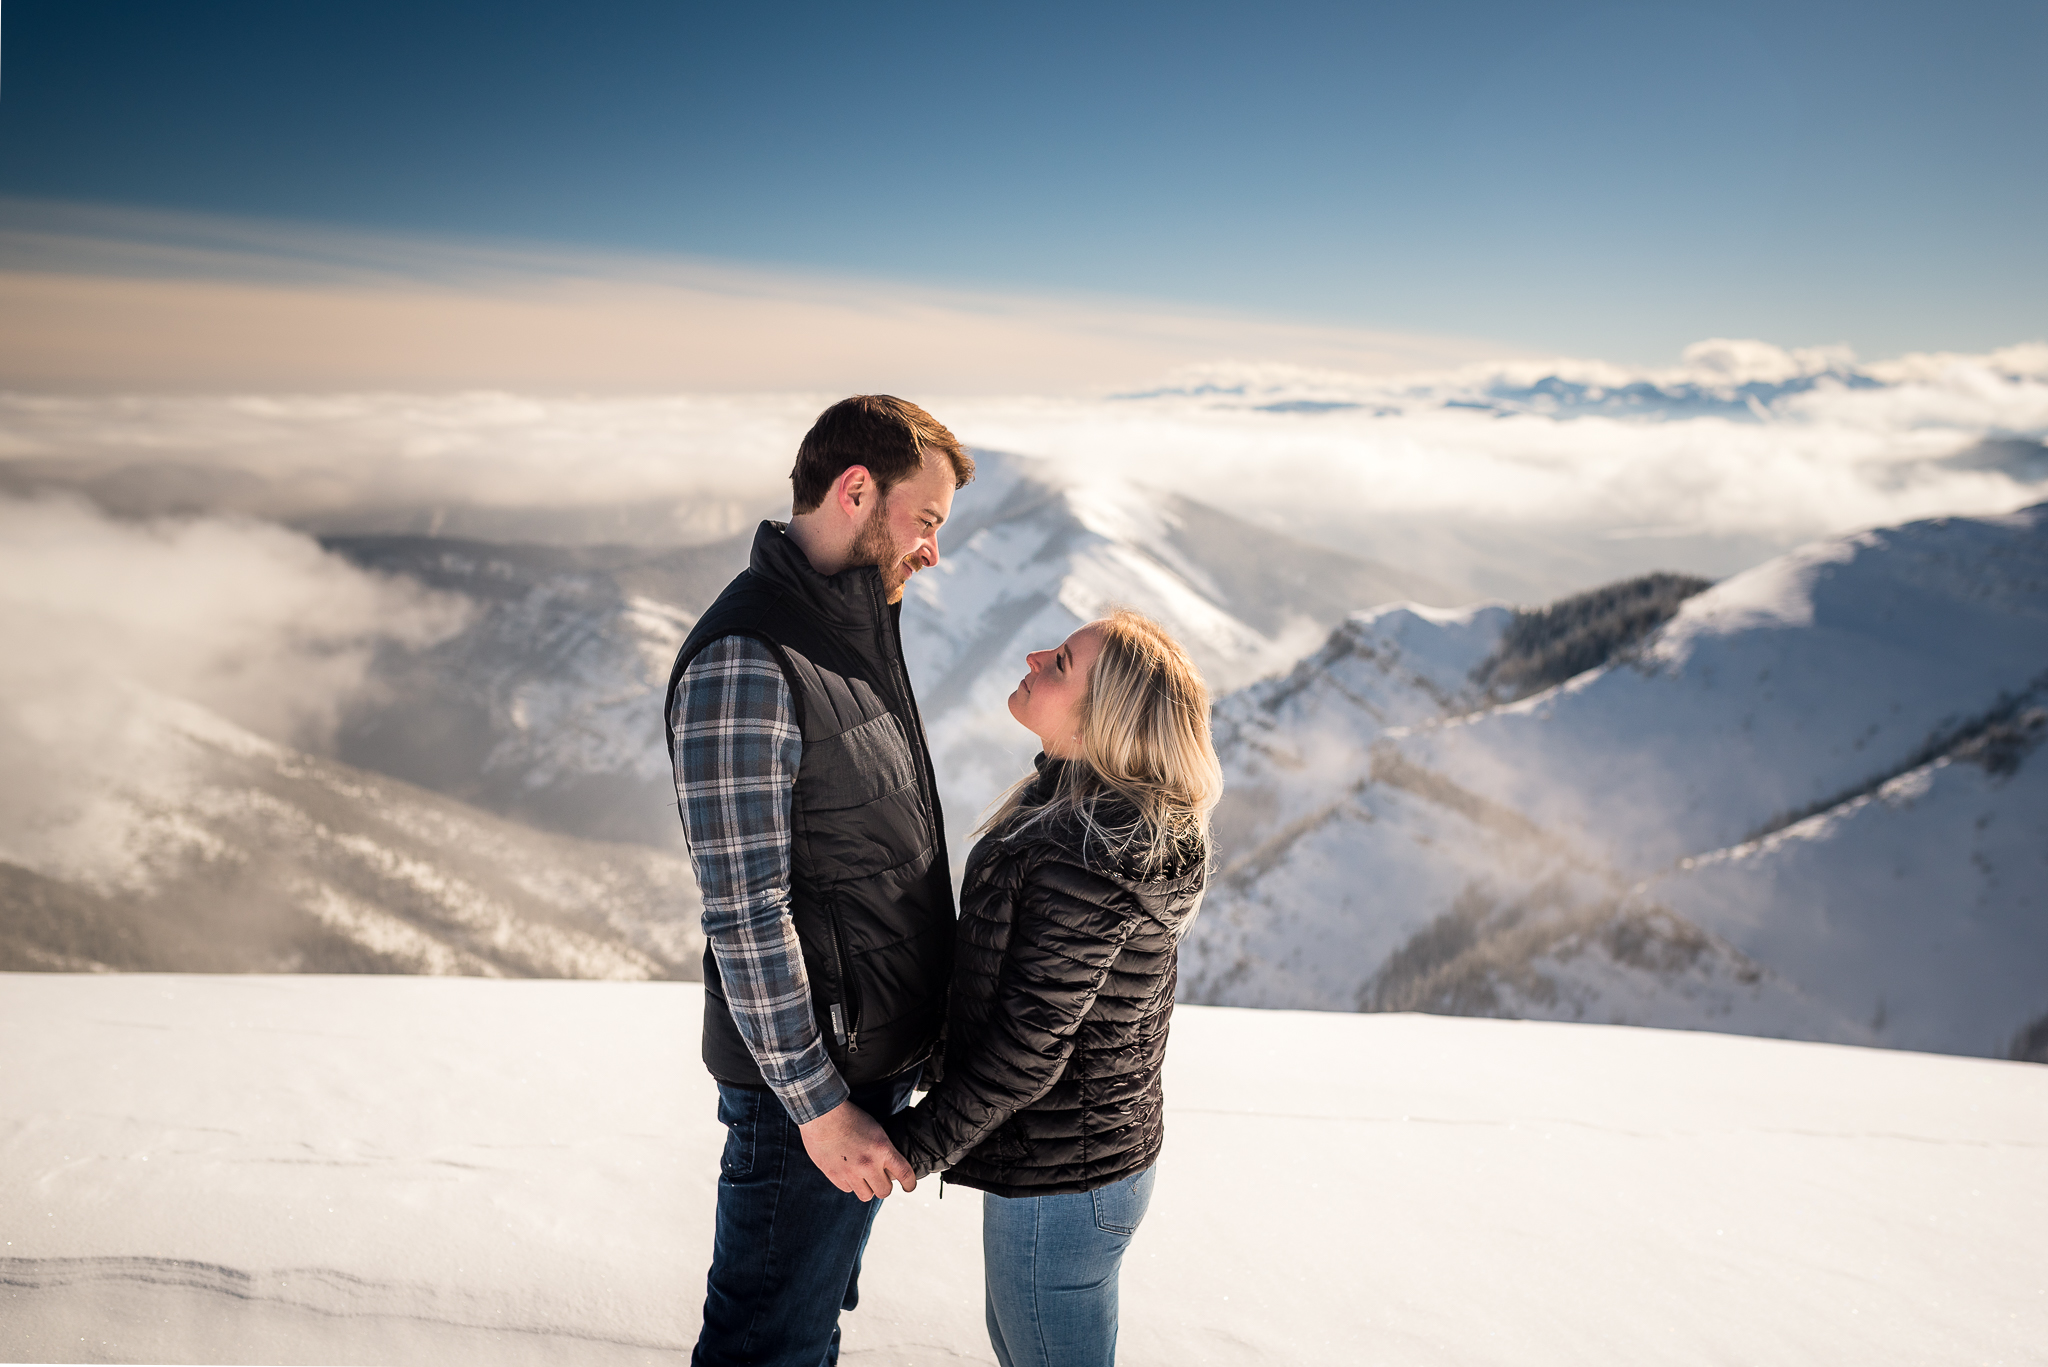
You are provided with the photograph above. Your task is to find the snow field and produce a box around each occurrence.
[2,974,2042,1365]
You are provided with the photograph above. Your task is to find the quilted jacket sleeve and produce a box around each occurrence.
[886,847,1141,1177]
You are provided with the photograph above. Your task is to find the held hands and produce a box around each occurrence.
[798,1099,917,1201]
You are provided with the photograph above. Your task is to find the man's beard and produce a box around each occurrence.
[849,493,913,602]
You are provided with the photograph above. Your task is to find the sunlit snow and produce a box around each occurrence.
[3,974,2042,1366]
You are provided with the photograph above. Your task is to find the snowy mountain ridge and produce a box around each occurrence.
[899,452,1451,840]
[330,449,1450,860]
[4,451,1451,983]
[11,444,2040,1058]
[327,533,748,847]
[1398,504,2048,870]
[1184,503,2048,1059]
[1184,600,1853,1042]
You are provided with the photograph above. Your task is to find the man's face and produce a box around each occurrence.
[849,457,956,603]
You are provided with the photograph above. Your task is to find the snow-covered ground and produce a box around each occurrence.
[4,974,2042,1366]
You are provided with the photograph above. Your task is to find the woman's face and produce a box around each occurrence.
[1008,623,1104,759]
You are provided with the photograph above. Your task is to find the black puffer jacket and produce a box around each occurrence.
[885,757,1208,1197]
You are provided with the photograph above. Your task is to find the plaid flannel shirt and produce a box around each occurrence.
[670,634,849,1124]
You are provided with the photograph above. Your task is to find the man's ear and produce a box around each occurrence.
[835,465,874,521]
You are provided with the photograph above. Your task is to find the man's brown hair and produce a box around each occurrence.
[790,395,975,515]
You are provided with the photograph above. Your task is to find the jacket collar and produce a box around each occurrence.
[1022,752,1069,807]
[747,519,895,637]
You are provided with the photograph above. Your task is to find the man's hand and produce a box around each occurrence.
[799,1100,917,1201]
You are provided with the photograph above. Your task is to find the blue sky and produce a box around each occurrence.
[2,0,2043,365]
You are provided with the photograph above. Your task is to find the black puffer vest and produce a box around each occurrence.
[886,757,1208,1197]
[665,521,955,1090]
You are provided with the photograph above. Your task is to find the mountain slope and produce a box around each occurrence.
[327,532,750,847]
[1641,702,2048,1057]
[1403,505,2048,870]
[1184,505,2048,1058]
[328,450,1454,858]
[1183,601,1857,1041]
[901,452,1455,841]
[0,685,703,978]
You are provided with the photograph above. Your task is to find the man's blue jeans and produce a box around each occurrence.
[981,1164,1158,1367]
[692,1069,920,1367]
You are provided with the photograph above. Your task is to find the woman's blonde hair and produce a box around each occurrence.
[980,609,1224,874]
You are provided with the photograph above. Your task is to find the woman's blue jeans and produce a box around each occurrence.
[980,1164,1157,1367]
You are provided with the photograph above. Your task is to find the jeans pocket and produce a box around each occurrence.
[717,1088,758,1179]
[1091,1164,1156,1236]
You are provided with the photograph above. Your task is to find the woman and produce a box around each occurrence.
[884,608,1222,1367]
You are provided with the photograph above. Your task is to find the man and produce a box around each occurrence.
[664,395,974,1366]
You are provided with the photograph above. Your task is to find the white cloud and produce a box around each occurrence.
[2,337,2043,601]
[1675,338,1853,385]
[946,348,2048,540]
[0,495,468,758]
[1864,342,2048,385]
[0,390,820,521]
[0,494,474,891]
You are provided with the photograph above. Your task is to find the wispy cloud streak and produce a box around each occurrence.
[0,200,1510,393]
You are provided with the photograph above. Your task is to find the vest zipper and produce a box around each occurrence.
[824,902,861,1054]
[879,595,945,845]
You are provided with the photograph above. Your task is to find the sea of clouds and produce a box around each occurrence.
[1,337,2042,773]
[5,338,2042,594]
